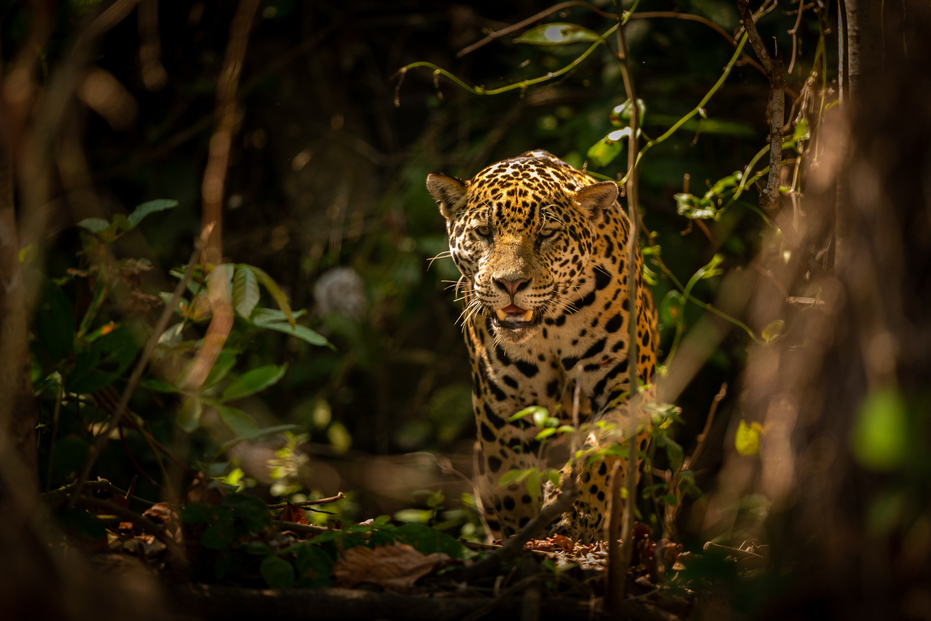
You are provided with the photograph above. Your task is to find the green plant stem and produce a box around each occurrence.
[622,33,749,184]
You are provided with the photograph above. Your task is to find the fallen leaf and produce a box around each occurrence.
[332,542,449,591]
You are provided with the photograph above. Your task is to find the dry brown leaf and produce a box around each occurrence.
[278,501,308,525]
[332,542,449,591]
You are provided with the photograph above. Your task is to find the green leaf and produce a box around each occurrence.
[215,404,262,439]
[762,319,785,343]
[535,428,557,441]
[514,23,602,46]
[531,406,549,428]
[851,388,909,471]
[610,98,647,126]
[67,327,140,394]
[395,523,467,559]
[735,420,763,456]
[250,266,296,328]
[327,421,352,453]
[587,131,627,167]
[255,320,330,348]
[498,469,524,487]
[674,193,718,220]
[660,494,679,507]
[221,364,287,402]
[126,199,179,229]
[296,545,334,587]
[76,218,110,233]
[233,265,260,320]
[203,350,238,389]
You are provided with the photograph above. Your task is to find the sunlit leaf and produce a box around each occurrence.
[514,23,602,46]
[221,364,287,402]
[610,98,647,126]
[232,265,260,320]
[762,319,785,343]
[735,419,764,456]
[587,129,628,167]
[674,193,718,220]
[535,427,557,441]
[851,388,909,471]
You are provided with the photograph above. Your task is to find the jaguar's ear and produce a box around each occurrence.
[427,172,468,220]
[574,180,618,223]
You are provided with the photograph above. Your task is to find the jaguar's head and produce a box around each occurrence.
[427,155,618,343]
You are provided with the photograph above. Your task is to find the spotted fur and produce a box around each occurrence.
[427,150,658,543]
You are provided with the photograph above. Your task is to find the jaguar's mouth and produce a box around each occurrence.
[491,304,541,330]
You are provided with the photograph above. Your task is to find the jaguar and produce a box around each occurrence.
[427,150,658,543]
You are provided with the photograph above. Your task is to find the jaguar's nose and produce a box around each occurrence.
[493,278,530,296]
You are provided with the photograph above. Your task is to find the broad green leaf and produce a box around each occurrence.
[251,308,306,324]
[232,265,260,320]
[256,320,329,348]
[498,469,524,487]
[126,199,179,229]
[660,494,679,507]
[67,327,140,394]
[514,23,602,46]
[587,131,626,168]
[76,217,110,233]
[535,428,557,441]
[851,388,909,471]
[221,364,287,402]
[215,404,262,439]
[531,406,549,428]
[203,350,238,389]
[250,266,295,328]
[735,420,763,456]
[610,98,647,126]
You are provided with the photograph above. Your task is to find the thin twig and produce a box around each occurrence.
[266,492,345,510]
[68,226,212,508]
[786,0,807,75]
[47,479,155,507]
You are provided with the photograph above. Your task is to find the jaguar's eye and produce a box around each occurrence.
[540,228,558,238]
[475,224,492,237]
